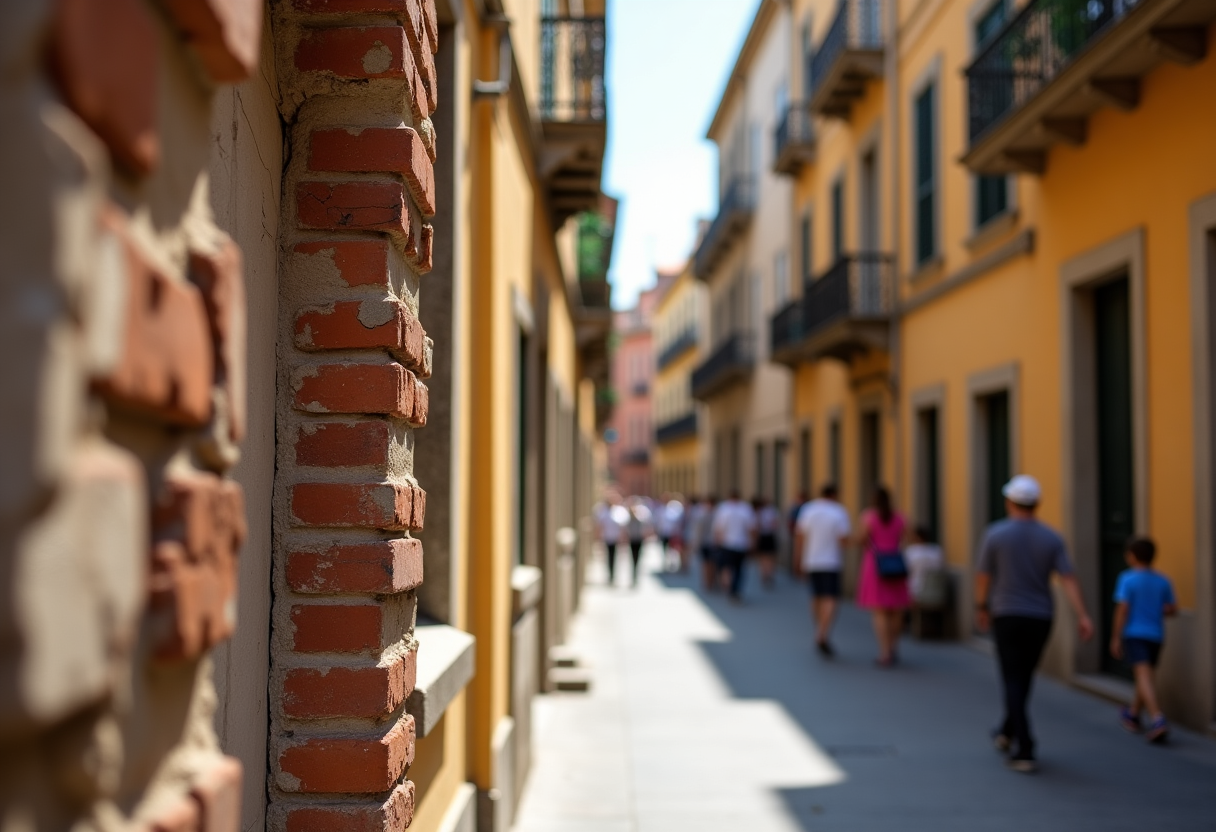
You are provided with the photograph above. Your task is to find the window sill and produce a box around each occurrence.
[966,209,1020,252]
[511,564,543,618]
[406,624,476,738]
[905,254,945,286]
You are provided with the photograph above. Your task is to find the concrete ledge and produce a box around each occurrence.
[511,564,543,618]
[435,782,476,832]
[407,624,476,738]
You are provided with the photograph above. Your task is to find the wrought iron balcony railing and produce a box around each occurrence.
[657,328,698,370]
[967,0,1132,142]
[656,413,698,445]
[770,254,894,363]
[773,102,816,176]
[691,332,756,400]
[541,17,607,123]
[810,0,885,117]
[693,177,756,279]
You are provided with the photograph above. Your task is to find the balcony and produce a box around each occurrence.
[770,254,895,365]
[691,332,756,400]
[540,17,608,224]
[693,177,756,280]
[773,102,817,176]
[963,0,1216,174]
[810,0,885,119]
[656,413,698,445]
[657,328,698,370]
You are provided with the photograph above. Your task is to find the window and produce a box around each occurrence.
[800,211,813,281]
[917,406,941,543]
[974,1,1009,228]
[860,410,882,505]
[774,251,790,306]
[829,418,842,487]
[831,180,844,262]
[914,83,937,265]
[799,426,812,494]
[755,443,766,500]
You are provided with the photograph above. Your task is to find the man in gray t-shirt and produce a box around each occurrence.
[975,475,1093,772]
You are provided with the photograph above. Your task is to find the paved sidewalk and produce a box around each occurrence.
[512,544,1216,832]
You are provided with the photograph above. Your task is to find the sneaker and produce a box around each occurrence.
[1006,756,1038,774]
[816,641,835,658]
[1119,707,1142,734]
[992,731,1012,754]
[1145,715,1170,744]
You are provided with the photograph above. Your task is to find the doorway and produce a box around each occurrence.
[916,405,942,542]
[1095,278,1135,676]
[860,409,881,505]
[980,391,1011,526]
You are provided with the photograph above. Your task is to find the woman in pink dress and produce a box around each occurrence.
[856,486,911,666]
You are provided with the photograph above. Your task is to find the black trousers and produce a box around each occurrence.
[628,540,644,584]
[720,548,747,598]
[605,542,618,583]
[992,615,1053,758]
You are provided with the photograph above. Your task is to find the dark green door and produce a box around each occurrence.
[1096,278,1135,677]
[985,392,1011,524]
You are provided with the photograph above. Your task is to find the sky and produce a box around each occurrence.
[602,0,761,309]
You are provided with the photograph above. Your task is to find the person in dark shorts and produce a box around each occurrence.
[975,475,1094,773]
[1110,537,1177,743]
[754,496,781,589]
[794,485,851,656]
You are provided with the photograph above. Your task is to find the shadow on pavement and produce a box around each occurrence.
[653,561,1216,832]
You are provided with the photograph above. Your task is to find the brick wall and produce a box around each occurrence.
[0,1,259,831]
[269,1,439,829]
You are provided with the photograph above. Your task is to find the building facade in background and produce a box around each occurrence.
[607,277,668,497]
[763,0,1216,729]
[695,0,794,513]
[653,260,707,497]
[0,2,614,832]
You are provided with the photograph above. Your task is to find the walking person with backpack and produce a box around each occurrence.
[855,486,910,667]
[975,475,1094,773]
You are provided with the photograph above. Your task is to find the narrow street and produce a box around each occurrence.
[513,543,1216,832]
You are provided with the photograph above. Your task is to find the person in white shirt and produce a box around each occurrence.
[596,495,631,586]
[623,497,652,587]
[712,490,758,602]
[794,484,852,656]
[905,525,946,603]
[656,496,685,571]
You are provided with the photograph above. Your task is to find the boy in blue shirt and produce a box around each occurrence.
[1110,537,1177,743]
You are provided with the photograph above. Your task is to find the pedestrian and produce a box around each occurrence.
[712,490,757,603]
[794,484,851,657]
[1110,536,1177,743]
[697,496,719,592]
[975,474,1094,773]
[754,496,781,589]
[625,496,652,587]
[855,486,910,667]
[656,494,684,572]
[905,525,945,603]
[683,495,704,575]
[596,494,629,587]
[788,489,811,577]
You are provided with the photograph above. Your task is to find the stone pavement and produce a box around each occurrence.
[511,543,1216,832]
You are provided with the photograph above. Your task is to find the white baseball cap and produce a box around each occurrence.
[1002,474,1042,507]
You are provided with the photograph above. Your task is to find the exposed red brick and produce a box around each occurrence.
[294,240,391,288]
[401,42,431,122]
[286,539,424,594]
[292,0,414,10]
[161,0,263,83]
[148,793,201,832]
[95,207,214,427]
[407,223,433,275]
[49,0,159,174]
[150,473,246,660]
[189,239,247,442]
[282,649,416,718]
[284,782,415,832]
[421,0,438,49]
[410,378,429,428]
[295,26,406,79]
[190,756,244,832]
[401,314,427,371]
[291,482,421,530]
[291,604,382,653]
[295,300,406,351]
[293,362,415,418]
[297,181,410,240]
[309,127,436,217]
[295,421,391,468]
[278,715,415,793]
[403,8,437,114]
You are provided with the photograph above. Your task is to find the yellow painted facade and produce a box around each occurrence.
[776,0,1216,728]
[654,263,707,496]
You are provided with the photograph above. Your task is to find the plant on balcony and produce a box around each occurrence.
[577,211,613,281]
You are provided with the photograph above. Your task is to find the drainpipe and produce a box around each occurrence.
[472,14,512,99]
[884,0,904,508]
